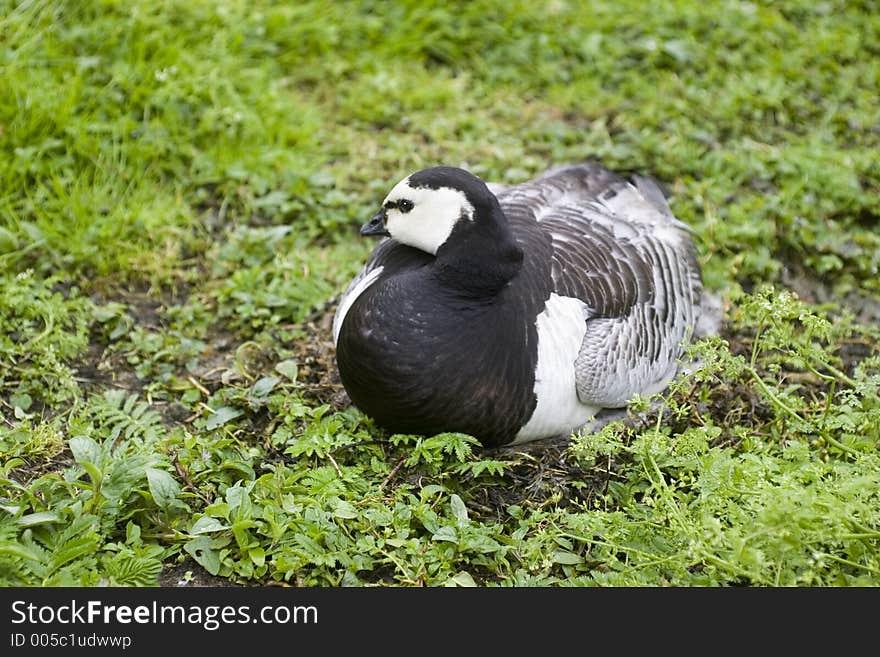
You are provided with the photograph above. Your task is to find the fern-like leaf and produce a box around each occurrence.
[102,548,163,586]
[90,390,163,447]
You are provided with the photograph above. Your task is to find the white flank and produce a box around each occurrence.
[512,293,600,444]
[383,179,474,255]
[332,266,384,345]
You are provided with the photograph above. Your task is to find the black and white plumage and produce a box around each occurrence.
[333,162,711,448]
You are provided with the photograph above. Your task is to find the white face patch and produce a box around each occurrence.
[382,178,474,255]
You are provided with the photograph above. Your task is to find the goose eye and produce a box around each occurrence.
[398,199,414,213]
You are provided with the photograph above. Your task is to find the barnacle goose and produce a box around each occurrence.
[333,162,715,448]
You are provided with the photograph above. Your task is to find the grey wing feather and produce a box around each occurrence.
[500,162,704,407]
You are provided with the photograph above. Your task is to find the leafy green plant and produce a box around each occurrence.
[0,272,93,407]
[563,285,880,585]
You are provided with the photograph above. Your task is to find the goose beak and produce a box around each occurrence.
[360,209,390,237]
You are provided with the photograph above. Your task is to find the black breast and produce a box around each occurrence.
[335,226,553,447]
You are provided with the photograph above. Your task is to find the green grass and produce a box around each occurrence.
[1,0,878,586]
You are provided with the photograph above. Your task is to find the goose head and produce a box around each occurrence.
[361,167,519,263]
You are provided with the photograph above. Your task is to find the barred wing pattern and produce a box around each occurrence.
[496,163,702,408]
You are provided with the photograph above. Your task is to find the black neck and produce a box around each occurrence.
[432,205,523,297]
